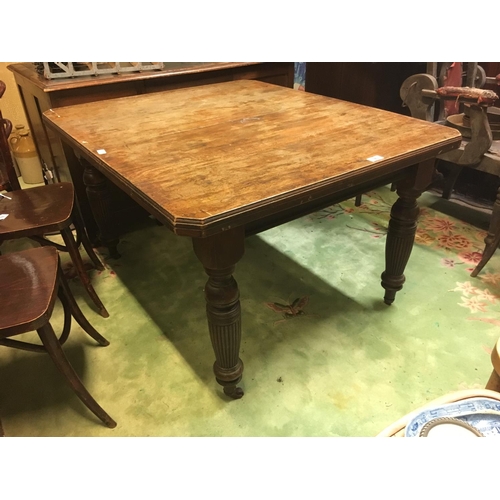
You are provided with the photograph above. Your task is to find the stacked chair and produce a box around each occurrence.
[0,80,108,317]
[0,80,115,434]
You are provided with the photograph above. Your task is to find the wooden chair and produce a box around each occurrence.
[378,336,500,437]
[0,81,20,192]
[0,245,116,432]
[0,79,108,317]
[400,63,500,277]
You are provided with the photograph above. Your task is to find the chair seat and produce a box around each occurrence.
[0,243,116,429]
[0,181,109,318]
[439,138,500,173]
[0,182,74,238]
[0,246,58,336]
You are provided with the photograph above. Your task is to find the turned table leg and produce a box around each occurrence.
[381,160,435,305]
[193,226,245,399]
[80,158,121,259]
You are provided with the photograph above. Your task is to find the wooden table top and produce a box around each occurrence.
[43,80,461,237]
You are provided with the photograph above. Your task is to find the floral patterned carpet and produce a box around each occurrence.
[357,189,499,362]
[342,189,499,326]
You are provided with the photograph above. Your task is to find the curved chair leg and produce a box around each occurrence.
[72,205,105,271]
[58,266,110,346]
[60,226,109,318]
[485,338,500,393]
[471,188,500,277]
[471,218,500,278]
[37,322,116,429]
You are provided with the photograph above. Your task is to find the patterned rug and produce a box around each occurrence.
[1,185,499,436]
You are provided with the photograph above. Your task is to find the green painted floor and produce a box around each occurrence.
[1,186,499,437]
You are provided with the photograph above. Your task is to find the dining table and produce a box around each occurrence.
[43,79,461,398]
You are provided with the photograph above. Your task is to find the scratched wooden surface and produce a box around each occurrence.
[43,80,461,234]
[10,63,271,92]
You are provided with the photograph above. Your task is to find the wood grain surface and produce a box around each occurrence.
[0,246,58,336]
[43,80,461,236]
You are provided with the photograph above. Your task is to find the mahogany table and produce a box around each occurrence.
[43,80,461,398]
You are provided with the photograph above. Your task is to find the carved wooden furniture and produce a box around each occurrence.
[0,246,116,432]
[400,64,500,276]
[8,62,294,244]
[42,80,461,398]
[0,80,108,317]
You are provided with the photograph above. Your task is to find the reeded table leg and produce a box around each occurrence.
[193,226,245,399]
[381,160,435,304]
[81,158,121,259]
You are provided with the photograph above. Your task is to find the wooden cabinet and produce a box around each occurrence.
[305,62,426,114]
[9,62,294,241]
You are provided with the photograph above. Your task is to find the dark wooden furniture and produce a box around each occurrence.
[43,80,461,398]
[0,79,108,317]
[400,64,500,276]
[0,246,116,431]
[8,62,294,243]
[0,183,108,317]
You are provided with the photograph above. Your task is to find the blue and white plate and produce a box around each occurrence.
[405,397,500,437]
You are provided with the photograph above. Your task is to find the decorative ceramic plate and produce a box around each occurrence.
[419,417,483,437]
[405,397,500,437]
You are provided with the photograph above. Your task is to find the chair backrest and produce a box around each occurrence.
[0,80,21,191]
[400,63,500,166]
[401,63,491,123]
